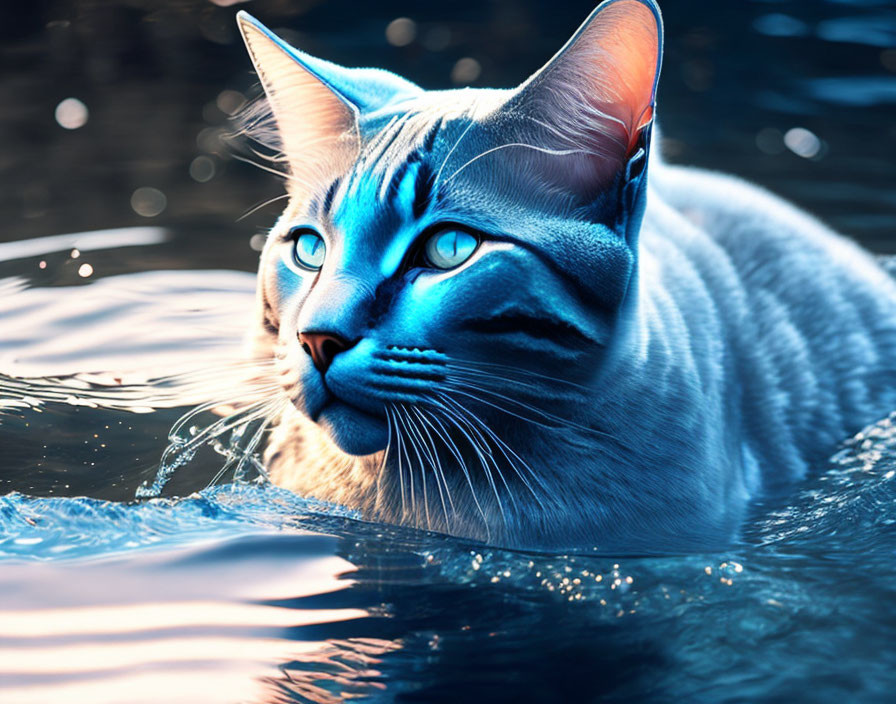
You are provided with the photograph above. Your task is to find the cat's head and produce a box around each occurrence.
[238,0,662,459]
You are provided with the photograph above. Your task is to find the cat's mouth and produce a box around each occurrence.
[301,344,450,455]
[314,397,389,456]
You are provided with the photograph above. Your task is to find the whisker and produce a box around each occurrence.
[385,406,408,519]
[237,193,291,222]
[432,396,508,524]
[445,142,586,184]
[445,380,619,442]
[433,121,475,189]
[394,405,417,525]
[377,405,394,515]
[409,405,454,528]
[419,406,486,527]
[426,404,496,538]
[448,359,592,392]
[398,404,444,529]
[167,385,282,442]
[438,393,548,514]
[231,153,293,182]
[396,406,431,529]
[436,394,519,514]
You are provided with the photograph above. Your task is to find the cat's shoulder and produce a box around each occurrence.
[646,159,886,284]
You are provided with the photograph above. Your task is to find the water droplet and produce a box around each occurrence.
[77,263,93,278]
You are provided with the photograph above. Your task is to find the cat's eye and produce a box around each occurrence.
[423,228,479,270]
[291,229,326,270]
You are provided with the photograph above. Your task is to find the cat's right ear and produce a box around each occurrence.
[503,0,663,192]
[237,12,361,204]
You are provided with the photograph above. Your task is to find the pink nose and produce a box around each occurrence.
[298,332,350,373]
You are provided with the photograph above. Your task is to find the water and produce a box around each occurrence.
[2,0,896,701]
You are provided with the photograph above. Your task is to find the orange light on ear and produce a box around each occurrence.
[504,0,662,185]
[636,106,655,139]
[571,0,661,156]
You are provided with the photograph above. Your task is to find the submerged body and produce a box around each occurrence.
[236,1,896,551]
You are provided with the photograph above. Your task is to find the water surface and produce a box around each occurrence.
[1,0,895,701]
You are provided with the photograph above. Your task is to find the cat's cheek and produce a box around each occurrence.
[266,256,315,327]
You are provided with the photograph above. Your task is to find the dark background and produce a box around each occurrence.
[1,0,895,279]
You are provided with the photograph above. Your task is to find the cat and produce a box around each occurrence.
[235,0,896,552]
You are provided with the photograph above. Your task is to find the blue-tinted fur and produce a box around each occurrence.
[240,1,896,552]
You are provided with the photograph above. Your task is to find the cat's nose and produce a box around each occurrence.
[298,331,352,373]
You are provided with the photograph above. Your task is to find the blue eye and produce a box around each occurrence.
[292,230,326,270]
[423,228,479,270]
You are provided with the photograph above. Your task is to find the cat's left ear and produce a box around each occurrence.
[504,0,662,190]
[237,12,361,203]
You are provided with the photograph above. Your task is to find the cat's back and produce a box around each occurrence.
[642,160,896,481]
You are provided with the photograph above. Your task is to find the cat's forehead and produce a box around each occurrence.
[352,89,505,187]
[314,90,507,232]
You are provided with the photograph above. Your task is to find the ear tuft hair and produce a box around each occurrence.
[236,12,361,203]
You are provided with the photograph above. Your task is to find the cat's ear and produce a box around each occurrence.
[506,0,662,187]
[237,13,360,199]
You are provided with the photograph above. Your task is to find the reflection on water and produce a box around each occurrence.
[1,417,896,704]
[1,0,896,701]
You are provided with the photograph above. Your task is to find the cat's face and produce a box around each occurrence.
[239,1,661,458]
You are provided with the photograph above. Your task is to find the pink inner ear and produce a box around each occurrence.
[586,1,660,153]
[541,0,660,161]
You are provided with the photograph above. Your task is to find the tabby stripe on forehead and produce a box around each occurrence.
[383,119,443,217]
[321,177,341,215]
[363,114,411,172]
[411,162,436,219]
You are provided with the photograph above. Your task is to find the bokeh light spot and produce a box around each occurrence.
[249,234,266,252]
[189,156,216,183]
[216,90,246,116]
[451,57,481,85]
[784,127,822,159]
[386,18,416,47]
[55,98,88,130]
[131,187,167,218]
